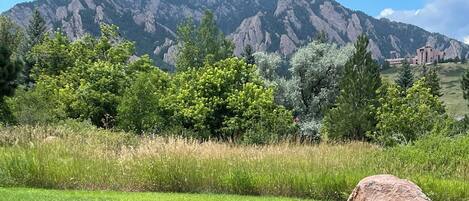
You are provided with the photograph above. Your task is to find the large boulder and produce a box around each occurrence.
[348,174,431,201]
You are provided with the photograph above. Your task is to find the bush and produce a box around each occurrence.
[372,79,446,146]
[117,70,171,134]
[7,85,66,125]
[168,58,296,142]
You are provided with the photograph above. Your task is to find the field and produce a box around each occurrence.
[381,62,469,117]
[0,188,309,201]
[0,123,468,201]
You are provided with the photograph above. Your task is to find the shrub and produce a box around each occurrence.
[6,85,66,125]
[168,58,296,142]
[372,79,446,146]
[117,70,171,134]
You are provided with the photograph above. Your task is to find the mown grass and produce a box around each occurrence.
[0,122,468,201]
[381,62,469,117]
[0,188,310,201]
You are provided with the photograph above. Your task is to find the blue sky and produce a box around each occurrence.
[336,0,426,16]
[0,0,425,16]
[0,0,30,13]
[1,0,468,43]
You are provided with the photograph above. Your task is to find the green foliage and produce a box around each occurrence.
[0,43,22,123]
[168,57,295,142]
[28,24,151,127]
[462,67,469,103]
[381,60,391,70]
[288,41,354,138]
[1,124,469,200]
[175,11,234,71]
[6,85,66,125]
[322,35,382,141]
[422,66,442,97]
[30,32,72,76]
[372,79,446,146]
[0,16,24,57]
[117,70,171,134]
[241,45,255,65]
[22,9,47,85]
[314,30,329,43]
[395,61,414,90]
[26,10,47,49]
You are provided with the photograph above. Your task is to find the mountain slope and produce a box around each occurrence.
[3,0,469,67]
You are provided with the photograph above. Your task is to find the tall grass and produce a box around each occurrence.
[0,122,468,200]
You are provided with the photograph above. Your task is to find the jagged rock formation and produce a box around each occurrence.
[3,0,469,67]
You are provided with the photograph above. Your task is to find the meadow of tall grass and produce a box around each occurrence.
[0,121,468,201]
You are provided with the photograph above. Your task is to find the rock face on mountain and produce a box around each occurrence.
[3,0,469,67]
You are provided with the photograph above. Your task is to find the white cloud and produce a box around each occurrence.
[465,36,469,45]
[377,0,469,43]
[377,8,394,18]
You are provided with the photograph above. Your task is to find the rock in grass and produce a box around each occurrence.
[348,174,431,201]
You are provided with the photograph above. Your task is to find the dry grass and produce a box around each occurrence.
[0,122,468,200]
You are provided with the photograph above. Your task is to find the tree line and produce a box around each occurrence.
[1,10,469,145]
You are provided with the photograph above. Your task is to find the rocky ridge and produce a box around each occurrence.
[4,0,469,67]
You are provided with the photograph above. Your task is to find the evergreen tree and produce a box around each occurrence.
[176,10,234,71]
[381,60,391,70]
[395,61,414,90]
[0,43,22,123]
[314,30,329,43]
[462,69,469,103]
[241,44,255,65]
[0,16,23,57]
[422,67,443,97]
[322,35,382,141]
[23,9,47,85]
[26,9,47,49]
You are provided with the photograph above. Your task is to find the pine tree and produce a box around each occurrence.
[0,43,22,123]
[314,30,329,43]
[395,61,414,90]
[322,35,382,141]
[23,9,47,85]
[27,9,47,49]
[381,60,391,70]
[175,10,234,71]
[241,44,255,65]
[462,70,469,103]
[422,67,442,97]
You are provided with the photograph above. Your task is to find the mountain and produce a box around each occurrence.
[3,0,469,67]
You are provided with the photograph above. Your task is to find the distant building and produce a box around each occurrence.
[415,46,445,65]
[385,46,445,66]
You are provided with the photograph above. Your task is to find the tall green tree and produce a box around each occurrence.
[176,10,234,71]
[462,68,469,104]
[0,43,22,123]
[314,30,329,43]
[422,66,442,97]
[0,16,24,57]
[288,41,354,138]
[322,35,382,141]
[241,44,255,65]
[31,24,151,127]
[23,9,47,84]
[117,69,171,134]
[395,61,414,90]
[168,58,295,142]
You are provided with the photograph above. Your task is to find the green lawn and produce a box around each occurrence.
[0,188,311,201]
[381,62,469,118]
